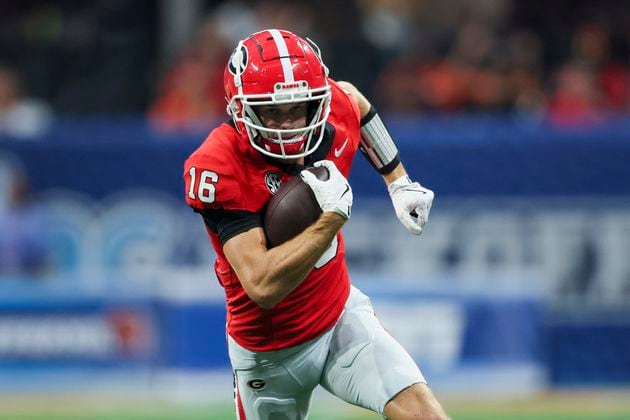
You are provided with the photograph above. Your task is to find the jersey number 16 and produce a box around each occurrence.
[188,167,218,203]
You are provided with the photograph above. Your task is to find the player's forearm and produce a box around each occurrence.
[256,212,345,308]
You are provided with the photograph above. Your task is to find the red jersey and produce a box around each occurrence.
[184,80,362,351]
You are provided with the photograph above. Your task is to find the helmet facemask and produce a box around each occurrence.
[230,81,331,160]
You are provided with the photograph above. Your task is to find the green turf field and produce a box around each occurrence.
[1,391,629,419]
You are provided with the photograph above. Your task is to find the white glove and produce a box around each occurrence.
[388,175,434,235]
[300,160,353,220]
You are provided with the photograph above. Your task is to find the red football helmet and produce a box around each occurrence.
[224,29,331,160]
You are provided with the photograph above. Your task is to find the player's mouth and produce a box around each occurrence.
[260,130,307,143]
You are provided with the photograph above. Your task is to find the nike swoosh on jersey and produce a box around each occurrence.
[334,138,349,158]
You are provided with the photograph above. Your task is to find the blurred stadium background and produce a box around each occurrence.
[1,0,630,419]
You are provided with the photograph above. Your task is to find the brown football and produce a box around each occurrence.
[264,166,329,247]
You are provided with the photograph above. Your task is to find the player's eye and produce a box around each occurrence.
[291,104,307,115]
[259,108,279,118]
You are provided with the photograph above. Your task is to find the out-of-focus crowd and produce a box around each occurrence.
[0,0,629,137]
[149,0,630,130]
[368,0,629,126]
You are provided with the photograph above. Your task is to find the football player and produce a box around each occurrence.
[184,29,446,420]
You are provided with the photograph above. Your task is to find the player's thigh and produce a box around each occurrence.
[321,286,426,416]
[229,333,332,420]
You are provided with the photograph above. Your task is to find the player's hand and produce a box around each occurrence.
[388,175,434,235]
[300,160,353,220]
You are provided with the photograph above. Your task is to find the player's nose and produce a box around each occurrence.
[278,114,295,129]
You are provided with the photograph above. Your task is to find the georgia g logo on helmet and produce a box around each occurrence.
[228,44,248,78]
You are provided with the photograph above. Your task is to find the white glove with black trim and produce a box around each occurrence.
[388,175,434,235]
[300,160,353,220]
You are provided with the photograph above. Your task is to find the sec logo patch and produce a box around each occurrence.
[265,171,281,194]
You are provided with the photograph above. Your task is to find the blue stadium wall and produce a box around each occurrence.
[3,115,630,200]
[1,116,630,389]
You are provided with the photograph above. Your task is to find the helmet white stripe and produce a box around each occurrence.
[269,29,294,83]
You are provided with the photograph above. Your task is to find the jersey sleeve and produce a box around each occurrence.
[183,138,263,245]
[183,152,243,212]
[330,79,362,126]
[200,209,262,245]
[327,79,363,168]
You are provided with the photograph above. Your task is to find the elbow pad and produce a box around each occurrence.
[359,106,400,174]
